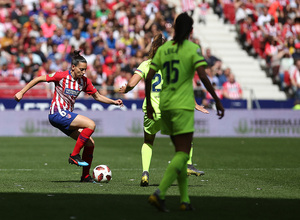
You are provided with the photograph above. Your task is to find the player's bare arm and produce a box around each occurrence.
[119,73,142,93]
[196,66,224,119]
[14,75,47,102]
[145,68,156,119]
[92,91,123,106]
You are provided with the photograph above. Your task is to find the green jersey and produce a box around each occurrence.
[135,59,162,114]
[150,40,207,111]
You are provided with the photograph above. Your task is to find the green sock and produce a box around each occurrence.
[158,151,189,199]
[177,163,190,203]
[141,143,152,172]
[187,146,193,165]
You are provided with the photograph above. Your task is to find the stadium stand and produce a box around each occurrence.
[0,0,299,104]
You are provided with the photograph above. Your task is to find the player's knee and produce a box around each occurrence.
[88,121,96,131]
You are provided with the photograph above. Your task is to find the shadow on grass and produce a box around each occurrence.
[0,193,299,220]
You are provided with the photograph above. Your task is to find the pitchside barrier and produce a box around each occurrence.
[0,109,299,137]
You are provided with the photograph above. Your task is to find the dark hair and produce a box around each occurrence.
[148,33,166,59]
[173,13,193,48]
[71,50,87,66]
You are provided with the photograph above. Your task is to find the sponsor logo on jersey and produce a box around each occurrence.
[48,72,56,77]
[64,88,80,96]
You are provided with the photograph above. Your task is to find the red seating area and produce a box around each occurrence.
[0,77,49,99]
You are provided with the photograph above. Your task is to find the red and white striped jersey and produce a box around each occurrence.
[181,0,196,12]
[46,70,97,114]
[222,81,243,99]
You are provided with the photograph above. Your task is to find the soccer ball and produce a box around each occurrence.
[93,165,112,183]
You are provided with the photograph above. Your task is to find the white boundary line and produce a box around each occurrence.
[0,168,299,171]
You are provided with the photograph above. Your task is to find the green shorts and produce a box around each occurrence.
[161,109,194,136]
[144,113,161,135]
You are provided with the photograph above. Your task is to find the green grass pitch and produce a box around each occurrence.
[0,137,299,220]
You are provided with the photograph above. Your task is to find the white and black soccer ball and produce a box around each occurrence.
[93,165,112,183]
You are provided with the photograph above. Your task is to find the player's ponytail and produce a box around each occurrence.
[173,12,193,49]
[148,33,166,59]
[71,50,87,66]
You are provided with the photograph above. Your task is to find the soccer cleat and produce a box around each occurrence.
[80,175,96,183]
[68,154,89,167]
[179,202,195,211]
[140,171,149,187]
[187,164,205,176]
[148,190,169,212]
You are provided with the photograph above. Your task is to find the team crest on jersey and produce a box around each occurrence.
[197,48,202,56]
[48,72,56,77]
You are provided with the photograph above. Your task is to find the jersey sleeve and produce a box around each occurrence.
[193,44,207,69]
[84,77,97,95]
[46,71,64,82]
[134,60,150,79]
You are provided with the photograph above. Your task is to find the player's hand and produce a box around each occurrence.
[146,105,155,120]
[118,84,127,93]
[114,99,124,107]
[195,104,209,114]
[14,91,23,102]
[215,101,225,119]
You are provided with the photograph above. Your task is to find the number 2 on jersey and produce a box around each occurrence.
[152,73,161,92]
[163,60,179,84]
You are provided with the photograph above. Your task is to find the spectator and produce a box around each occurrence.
[292,43,300,61]
[279,49,294,90]
[102,56,117,77]
[289,59,300,99]
[106,30,116,49]
[181,0,196,17]
[20,65,35,84]
[218,66,231,87]
[257,5,272,30]
[198,0,210,25]
[69,28,85,50]
[64,21,74,40]
[204,48,220,67]
[222,73,243,99]
[41,16,56,39]
[82,45,96,68]
[52,28,66,45]
[0,29,14,49]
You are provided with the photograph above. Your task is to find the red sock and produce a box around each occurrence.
[82,145,95,179]
[71,128,94,156]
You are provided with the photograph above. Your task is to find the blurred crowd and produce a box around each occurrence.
[0,0,177,99]
[213,0,300,99]
[0,0,244,102]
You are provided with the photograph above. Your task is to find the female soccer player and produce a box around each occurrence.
[145,13,224,211]
[14,50,123,183]
[119,33,208,187]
